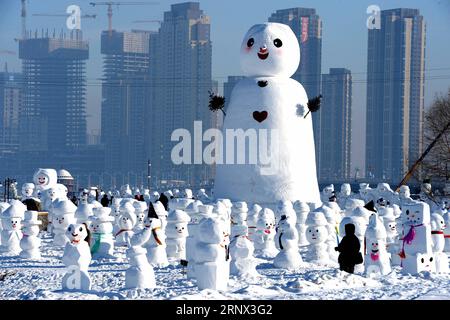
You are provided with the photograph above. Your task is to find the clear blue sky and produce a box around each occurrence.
[1,0,449,175]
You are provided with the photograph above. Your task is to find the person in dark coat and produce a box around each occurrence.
[158,193,169,211]
[100,194,109,207]
[335,223,362,274]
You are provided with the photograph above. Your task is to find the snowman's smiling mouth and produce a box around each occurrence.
[257,52,269,60]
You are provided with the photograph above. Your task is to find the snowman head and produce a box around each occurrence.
[33,168,57,189]
[240,23,300,78]
[306,225,328,244]
[399,185,410,199]
[402,202,430,226]
[3,217,21,231]
[66,223,90,244]
[55,215,71,228]
[167,222,188,239]
[430,213,445,232]
[118,211,136,230]
[415,253,436,273]
[340,183,351,196]
[22,183,35,198]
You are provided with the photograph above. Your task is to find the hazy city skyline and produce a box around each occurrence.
[1,0,449,177]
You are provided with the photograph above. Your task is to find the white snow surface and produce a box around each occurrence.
[0,232,449,300]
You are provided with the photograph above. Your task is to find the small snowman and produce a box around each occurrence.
[358,183,374,203]
[0,202,11,246]
[62,223,92,291]
[143,209,169,268]
[319,206,341,262]
[125,246,156,289]
[153,201,168,231]
[229,234,259,278]
[89,207,115,259]
[274,215,302,270]
[185,201,206,279]
[293,200,310,246]
[379,207,401,266]
[149,191,160,203]
[133,201,148,232]
[247,204,262,240]
[343,199,365,217]
[115,203,137,247]
[430,213,449,273]
[254,208,278,258]
[275,200,297,225]
[230,201,249,238]
[52,199,77,246]
[398,185,415,207]
[364,214,391,276]
[337,183,352,209]
[400,202,434,274]
[0,200,25,255]
[194,217,230,291]
[75,200,94,225]
[196,189,211,203]
[444,212,450,252]
[19,211,42,259]
[21,183,41,211]
[321,184,335,205]
[166,209,191,262]
[305,210,331,265]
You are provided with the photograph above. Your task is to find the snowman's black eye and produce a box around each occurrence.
[430,257,433,262]
[247,38,254,48]
[273,38,282,48]
[406,210,409,215]
[421,258,425,263]
[79,227,83,232]
[309,230,311,232]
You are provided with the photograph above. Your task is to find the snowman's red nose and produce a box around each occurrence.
[259,47,268,53]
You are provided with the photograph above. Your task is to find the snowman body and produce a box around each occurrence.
[19,225,41,259]
[229,235,259,278]
[53,214,74,246]
[430,214,448,273]
[254,209,278,258]
[61,223,92,291]
[214,23,320,206]
[125,246,156,289]
[1,216,23,255]
[90,219,115,259]
[273,217,302,269]
[20,212,42,260]
[194,218,230,291]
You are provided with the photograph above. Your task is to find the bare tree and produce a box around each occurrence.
[418,88,450,182]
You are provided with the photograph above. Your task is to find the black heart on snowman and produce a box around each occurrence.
[253,110,268,123]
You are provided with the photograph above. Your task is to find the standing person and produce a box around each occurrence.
[101,194,109,207]
[335,223,362,274]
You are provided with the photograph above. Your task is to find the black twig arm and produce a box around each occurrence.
[208,90,227,116]
[304,94,322,119]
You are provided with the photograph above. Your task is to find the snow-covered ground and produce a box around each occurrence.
[1,232,449,300]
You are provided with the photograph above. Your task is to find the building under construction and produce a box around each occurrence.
[100,29,151,184]
[18,30,89,153]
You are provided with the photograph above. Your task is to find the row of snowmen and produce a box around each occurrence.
[1,172,449,292]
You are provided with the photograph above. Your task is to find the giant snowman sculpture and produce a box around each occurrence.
[214,23,321,207]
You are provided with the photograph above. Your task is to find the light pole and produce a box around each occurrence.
[147,160,151,191]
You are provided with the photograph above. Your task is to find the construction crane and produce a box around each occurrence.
[0,50,16,55]
[32,14,97,19]
[89,2,159,37]
[132,19,162,24]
